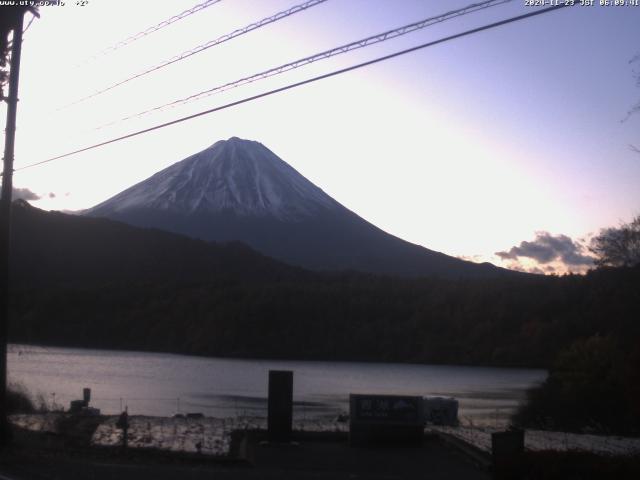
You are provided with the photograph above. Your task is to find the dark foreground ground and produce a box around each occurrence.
[4,424,639,480]
[0,429,489,480]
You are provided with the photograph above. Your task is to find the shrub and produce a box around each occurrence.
[513,335,640,435]
[6,383,35,414]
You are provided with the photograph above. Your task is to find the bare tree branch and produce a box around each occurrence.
[590,215,640,268]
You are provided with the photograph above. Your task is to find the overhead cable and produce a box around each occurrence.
[65,0,328,107]
[14,3,574,174]
[77,0,224,66]
[101,0,513,128]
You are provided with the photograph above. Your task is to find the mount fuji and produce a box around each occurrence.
[86,137,509,278]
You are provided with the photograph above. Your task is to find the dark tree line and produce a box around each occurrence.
[9,265,639,370]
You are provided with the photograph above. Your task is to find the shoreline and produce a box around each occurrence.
[10,413,640,459]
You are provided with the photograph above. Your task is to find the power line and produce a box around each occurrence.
[64,0,328,108]
[22,13,36,35]
[77,0,224,66]
[14,3,574,174]
[100,0,513,128]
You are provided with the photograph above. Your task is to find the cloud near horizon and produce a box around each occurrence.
[10,187,41,201]
[496,231,594,274]
[0,187,61,203]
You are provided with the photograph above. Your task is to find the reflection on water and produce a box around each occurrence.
[8,344,546,426]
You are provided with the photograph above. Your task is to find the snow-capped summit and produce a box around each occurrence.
[89,137,338,220]
[87,137,512,278]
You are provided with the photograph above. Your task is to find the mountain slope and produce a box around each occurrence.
[9,199,307,289]
[87,137,513,278]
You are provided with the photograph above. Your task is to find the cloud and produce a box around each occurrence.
[502,261,546,275]
[528,266,546,275]
[496,231,594,273]
[10,187,41,201]
[457,254,484,263]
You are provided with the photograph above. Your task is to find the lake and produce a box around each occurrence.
[8,344,546,426]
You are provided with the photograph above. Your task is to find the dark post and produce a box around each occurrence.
[491,429,524,478]
[117,409,129,449]
[123,421,128,449]
[0,10,25,447]
[267,370,293,442]
[83,388,91,407]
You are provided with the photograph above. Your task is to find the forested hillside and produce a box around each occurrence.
[7,201,640,368]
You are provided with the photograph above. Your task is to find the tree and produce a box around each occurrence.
[630,53,640,153]
[590,215,640,268]
[631,54,640,114]
[513,335,640,435]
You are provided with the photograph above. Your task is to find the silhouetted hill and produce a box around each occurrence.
[9,199,308,289]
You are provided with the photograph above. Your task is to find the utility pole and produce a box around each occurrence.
[0,9,25,447]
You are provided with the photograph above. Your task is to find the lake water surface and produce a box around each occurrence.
[8,344,546,426]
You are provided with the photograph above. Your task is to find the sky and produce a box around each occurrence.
[3,0,640,274]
